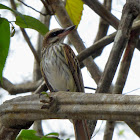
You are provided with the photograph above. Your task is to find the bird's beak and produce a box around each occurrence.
[58,25,76,38]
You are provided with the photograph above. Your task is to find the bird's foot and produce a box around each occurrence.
[40,91,55,110]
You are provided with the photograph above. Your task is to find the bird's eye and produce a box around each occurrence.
[50,30,64,37]
[51,32,57,37]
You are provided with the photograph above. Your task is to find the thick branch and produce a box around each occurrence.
[77,32,116,62]
[103,121,115,140]
[96,0,140,93]
[113,31,139,94]
[0,125,20,140]
[1,92,140,128]
[103,2,140,138]
[82,0,119,29]
[0,77,43,95]
[126,121,140,137]
[109,27,140,138]
[0,122,33,140]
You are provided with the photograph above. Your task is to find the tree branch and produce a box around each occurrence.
[10,0,40,66]
[20,28,41,65]
[92,0,112,59]
[77,32,116,62]
[0,122,33,140]
[1,92,140,127]
[0,77,43,95]
[0,125,20,140]
[102,1,140,138]
[103,121,115,140]
[106,25,140,138]
[77,20,140,63]
[18,0,47,16]
[126,121,140,137]
[96,0,140,93]
[1,92,140,139]
[82,0,119,29]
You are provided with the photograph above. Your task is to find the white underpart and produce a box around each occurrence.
[42,44,76,91]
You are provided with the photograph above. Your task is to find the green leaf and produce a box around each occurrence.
[0,4,48,35]
[16,130,60,140]
[0,18,10,81]
[16,130,40,140]
[15,15,49,36]
[65,0,83,27]
[0,3,25,20]
[0,3,16,13]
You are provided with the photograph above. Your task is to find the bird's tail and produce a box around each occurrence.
[73,120,90,140]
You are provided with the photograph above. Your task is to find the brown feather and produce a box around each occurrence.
[63,43,84,92]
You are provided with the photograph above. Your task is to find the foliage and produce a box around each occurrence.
[65,0,83,27]
[16,130,60,140]
[15,15,48,35]
[0,3,49,81]
[0,18,10,81]
[0,4,48,35]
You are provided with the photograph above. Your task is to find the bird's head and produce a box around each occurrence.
[43,25,75,48]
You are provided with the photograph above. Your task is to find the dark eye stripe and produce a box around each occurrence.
[49,30,64,37]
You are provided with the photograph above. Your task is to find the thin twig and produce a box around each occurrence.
[18,0,47,16]
[10,0,40,66]
[20,29,40,63]
[20,28,41,65]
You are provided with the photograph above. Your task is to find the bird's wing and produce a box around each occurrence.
[63,43,84,92]
[40,61,54,92]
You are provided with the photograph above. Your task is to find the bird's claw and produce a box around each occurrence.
[40,96,55,109]
[39,92,57,112]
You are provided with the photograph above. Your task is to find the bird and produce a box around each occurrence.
[41,25,90,140]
